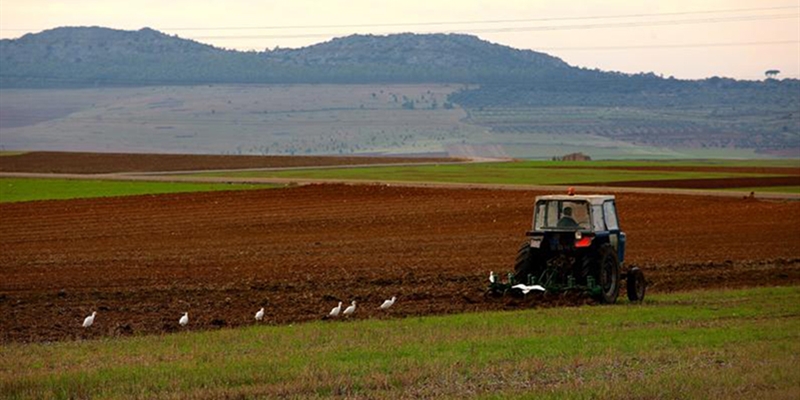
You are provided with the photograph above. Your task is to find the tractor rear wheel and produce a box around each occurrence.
[626,267,646,302]
[597,245,620,304]
[513,241,541,285]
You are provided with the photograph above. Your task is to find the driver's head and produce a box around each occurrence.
[563,207,573,216]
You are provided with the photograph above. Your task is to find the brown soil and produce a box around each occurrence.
[555,163,800,189]
[551,165,800,189]
[592,175,800,189]
[568,165,800,176]
[1,184,799,343]
[0,151,458,174]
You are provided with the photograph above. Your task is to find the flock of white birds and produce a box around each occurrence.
[81,296,398,329]
[81,271,548,330]
[81,272,544,329]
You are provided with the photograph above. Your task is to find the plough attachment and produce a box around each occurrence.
[486,270,603,298]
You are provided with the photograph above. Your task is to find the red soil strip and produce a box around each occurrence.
[1,185,799,343]
[0,151,458,174]
[590,175,800,189]
[586,165,800,175]
[552,163,800,188]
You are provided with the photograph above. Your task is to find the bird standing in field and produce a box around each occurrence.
[380,296,396,310]
[489,271,496,284]
[179,312,189,326]
[343,301,357,316]
[82,311,96,328]
[255,307,265,321]
[329,301,342,317]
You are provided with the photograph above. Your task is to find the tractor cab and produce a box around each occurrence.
[528,194,625,268]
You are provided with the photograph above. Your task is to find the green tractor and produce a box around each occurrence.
[489,191,646,303]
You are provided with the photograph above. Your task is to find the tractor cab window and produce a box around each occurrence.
[603,201,619,231]
[534,200,590,230]
[592,204,606,231]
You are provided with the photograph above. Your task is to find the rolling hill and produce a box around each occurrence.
[0,27,574,86]
[0,27,797,157]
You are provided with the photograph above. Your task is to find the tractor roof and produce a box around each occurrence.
[535,194,615,205]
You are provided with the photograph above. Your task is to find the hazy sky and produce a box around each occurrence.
[1,0,798,80]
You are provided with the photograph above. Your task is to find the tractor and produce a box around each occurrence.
[488,190,646,303]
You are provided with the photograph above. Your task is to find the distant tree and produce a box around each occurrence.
[765,69,780,79]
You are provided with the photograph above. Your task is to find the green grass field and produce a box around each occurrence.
[1,286,797,399]
[195,159,796,188]
[3,159,797,203]
[0,178,277,203]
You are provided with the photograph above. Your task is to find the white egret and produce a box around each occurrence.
[343,301,357,316]
[329,302,342,317]
[511,283,546,294]
[380,296,396,310]
[179,312,189,326]
[82,311,96,328]
[255,307,265,321]
[489,271,496,284]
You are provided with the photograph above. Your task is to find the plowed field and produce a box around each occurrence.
[0,151,456,174]
[1,184,799,343]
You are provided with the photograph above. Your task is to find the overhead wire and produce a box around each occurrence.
[169,5,800,31]
[188,13,799,40]
[538,40,800,51]
[2,5,795,32]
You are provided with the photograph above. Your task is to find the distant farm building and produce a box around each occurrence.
[552,152,591,161]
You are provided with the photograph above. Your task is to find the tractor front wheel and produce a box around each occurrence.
[597,245,620,304]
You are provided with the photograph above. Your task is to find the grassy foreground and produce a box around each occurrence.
[0,178,276,203]
[1,286,798,399]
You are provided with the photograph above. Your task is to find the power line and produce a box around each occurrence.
[539,40,800,51]
[215,39,800,53]
[149,5,800,31]
[0,5,797,32]
[190,13,800,40]
[474,13,800,34]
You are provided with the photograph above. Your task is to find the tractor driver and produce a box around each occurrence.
[557,207,580,229]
